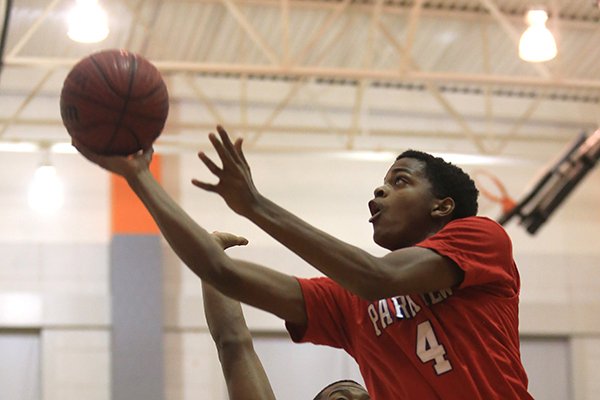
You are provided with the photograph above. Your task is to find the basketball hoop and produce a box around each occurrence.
[473,170,516,214]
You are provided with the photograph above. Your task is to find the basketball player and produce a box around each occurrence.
[73,125,533,399]
[207,231,369,400]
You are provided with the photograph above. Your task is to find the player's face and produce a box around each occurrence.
[318,381,371,400]
[369,157,441,250]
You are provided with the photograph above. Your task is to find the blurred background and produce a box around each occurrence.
[0,0,599,399]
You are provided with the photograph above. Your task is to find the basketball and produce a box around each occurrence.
[60,49,169,156]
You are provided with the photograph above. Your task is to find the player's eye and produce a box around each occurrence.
[394,175,407,185]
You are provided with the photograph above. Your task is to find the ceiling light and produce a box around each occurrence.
[28,162,64,215]
[518,7,557,63]
[0,293,42,324]
[0,142,39,152]
[325,150,522,165]
[67,0,109,43]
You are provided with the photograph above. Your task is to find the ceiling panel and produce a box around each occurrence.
[1,0,599,157]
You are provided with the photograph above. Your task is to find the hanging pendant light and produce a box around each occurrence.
[518,7,557,63]
[67,0,109,43]
[28,148,64,215]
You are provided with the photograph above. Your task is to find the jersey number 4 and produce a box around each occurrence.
[416,321,452,375]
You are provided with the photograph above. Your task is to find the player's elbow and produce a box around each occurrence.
[196,254,235,287]
[359,285,391,301]
[215,332,254,356]
[353,261,404,301]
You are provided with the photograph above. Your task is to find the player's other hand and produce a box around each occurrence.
[72,138,153,180]
[211,231,249,250]
[192,125,261,216]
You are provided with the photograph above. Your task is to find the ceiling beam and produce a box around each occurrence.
[6,56,600,92]
[221,0,280,64]
[0,69,55,137]
[290,0,352,64]
[348,0,384,149]
[6,0,61,58]
[400,0,424,73]
[189,0,600,29]
[0,118,574,144]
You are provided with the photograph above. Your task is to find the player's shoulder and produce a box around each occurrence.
[301,276,344,292]
[447,215,505,231]
[298,276,361,305]
[445,216,511,243]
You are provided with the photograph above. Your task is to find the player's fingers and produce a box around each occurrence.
[217,125,242,164]
[198,151,222,176]
[73,140,100,163]
[191,179,218,192]
[208,132,236,166]
[73,138,117,165]
[216,125,234,150]
[234,138,251,171]
[211,231,249,247]
[142,147,154,164]
[225,237,249,247]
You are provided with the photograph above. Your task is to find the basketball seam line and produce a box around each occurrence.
[90,52,143,153]
[61,92,167,121]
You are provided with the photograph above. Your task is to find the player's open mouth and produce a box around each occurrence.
[368,200,382,223]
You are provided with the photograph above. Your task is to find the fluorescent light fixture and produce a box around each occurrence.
[0,142,39,152]
[28,164,64,214]
[328,150,519,166]
[330,151,397,162]
[519,8,557,63]
[431,152,518,166]
[67,0,109,43]
[0,141,78,154]
[51,142,78,154]
[0,293,42,325]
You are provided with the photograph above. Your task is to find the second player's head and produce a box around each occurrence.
[312,380,370,400]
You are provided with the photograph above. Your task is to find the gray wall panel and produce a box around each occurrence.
[111,235,164,400]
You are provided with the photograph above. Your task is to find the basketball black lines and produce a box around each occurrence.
[90,52,138,154]
[60,49,169,156]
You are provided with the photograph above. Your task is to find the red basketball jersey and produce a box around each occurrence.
[286,216,533,399]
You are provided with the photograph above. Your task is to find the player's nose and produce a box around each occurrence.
[373,184,388,198]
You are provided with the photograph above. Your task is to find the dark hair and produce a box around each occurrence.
[397,150,478,219]
[313,380,365,400]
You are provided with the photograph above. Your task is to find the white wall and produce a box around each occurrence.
[0,151,110,400]
[521,337,571,400]
[0,332,41,400]
[0,140,599,399]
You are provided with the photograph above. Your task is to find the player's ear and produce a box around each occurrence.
[431,197,455,218]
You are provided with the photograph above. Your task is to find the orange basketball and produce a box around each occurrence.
[60,49,169,156]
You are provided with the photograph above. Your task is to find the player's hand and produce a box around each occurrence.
[192,126,261,216]
[211,231,249,250]
[72,138,153,180]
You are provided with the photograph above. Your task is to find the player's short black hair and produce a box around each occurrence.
[312,380,364,400]
[397,150,479,220]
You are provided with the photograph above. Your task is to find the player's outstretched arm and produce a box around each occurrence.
[204,232,276,400]
[72,141,307,326]
[203,282,277,400]
[192,126,462,300]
